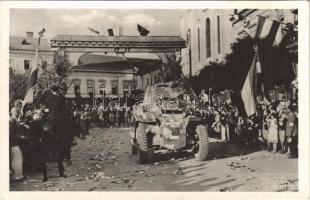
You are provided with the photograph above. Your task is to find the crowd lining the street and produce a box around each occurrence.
[9,84,298,183]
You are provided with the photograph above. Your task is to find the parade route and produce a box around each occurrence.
[10,127,298,192]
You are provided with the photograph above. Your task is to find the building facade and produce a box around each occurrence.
[9,32,54,74]
[65,53,162,100]
[231,9,298,101]
[180,9,236,75]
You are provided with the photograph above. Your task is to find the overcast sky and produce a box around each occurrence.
[10,9,182,39]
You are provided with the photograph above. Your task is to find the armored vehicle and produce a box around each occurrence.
[130,83,209,164]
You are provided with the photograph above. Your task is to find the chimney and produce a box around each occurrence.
[26,32,33,38]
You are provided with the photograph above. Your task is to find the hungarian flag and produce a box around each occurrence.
[137,24,149,36]
[241,54,257,116]
[23,30,45,104]
[88,27,100,34]
[107,28,114,36]
[255,15,280,43]
[273,23,284,47]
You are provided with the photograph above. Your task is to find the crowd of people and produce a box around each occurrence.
[190,91,298,158]
[9,84,136,182]
[9,82,298,183]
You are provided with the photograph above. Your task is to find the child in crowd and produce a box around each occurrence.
[267,113,278,153]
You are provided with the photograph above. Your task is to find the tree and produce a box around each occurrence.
[191,61,226,95]
[158,53,183,83]
[9,69,29,107]
[34,51,72,104]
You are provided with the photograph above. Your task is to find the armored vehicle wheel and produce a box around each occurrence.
[195,125,209,161]
[136,123,152,164]
[137,149,149,164]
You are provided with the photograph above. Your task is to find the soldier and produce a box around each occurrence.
[40,83,67,181]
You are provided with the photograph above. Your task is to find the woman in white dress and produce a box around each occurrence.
[267,113,278,153]
[10,99,24,181]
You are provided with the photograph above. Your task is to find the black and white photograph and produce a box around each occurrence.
[1,1,309,197]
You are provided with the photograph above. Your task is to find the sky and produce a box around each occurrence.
[10,9,182,40]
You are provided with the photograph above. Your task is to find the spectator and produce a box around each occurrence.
[286,105,298,158]
[267,113,278,153]
[9,99,25,182]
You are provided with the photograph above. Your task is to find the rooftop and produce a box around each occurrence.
[73,53,162,75]
[10,36,52,52]
[51,35,185,43]
[50,35,187,53]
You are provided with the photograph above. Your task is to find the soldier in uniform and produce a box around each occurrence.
[40,83,67,181]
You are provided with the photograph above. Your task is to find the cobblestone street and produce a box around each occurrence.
[10,127,298,192]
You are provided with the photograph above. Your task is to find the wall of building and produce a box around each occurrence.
[66,71,135,98]
[136,68,161,90]
[180,9,236,75]
[9,50,54,74]
[232,9,297,39]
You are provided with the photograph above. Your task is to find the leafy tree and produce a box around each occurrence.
[191,61,226,95]
[9,50,73,107]
[9,69,29,107]
[158,53,183,83]
[191,35,294,93]
[34,51,72,103]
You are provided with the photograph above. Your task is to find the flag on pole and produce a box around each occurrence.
[273,23,284,47]
[23,29,45,105]
[255,15,280,43]
[241,54,257,117]
[88,27,100,34]
[107,28,114,36]
[137,24,149,36]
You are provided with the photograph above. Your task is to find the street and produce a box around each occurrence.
[10,127,298,192]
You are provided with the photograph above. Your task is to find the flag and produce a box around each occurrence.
[241,54,257,116]
[137,24,149,36]
[255,15,280,43]
[273,24,284,47]
[107,28,114,36]
[23,36,42,104]
[88,27,100,34]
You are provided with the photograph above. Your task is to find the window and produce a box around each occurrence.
[99,83,106,96]
[74,85,80,95]
[217,16,221,54]
[24,60,30,71]
[87,80,95,95]
[293,12,298,26]
[123,80,134,95]
[146,78,149,86]
[111,80,118,95]
[87,83,94,94]
[197,27,201,61]
[205,18,211,58]
[123,84,129,96]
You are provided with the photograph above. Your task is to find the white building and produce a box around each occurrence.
[9,32,54,74]
[180,9,236,75]
[65,53,162,100]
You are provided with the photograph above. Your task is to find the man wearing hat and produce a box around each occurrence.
[40,83,67,181]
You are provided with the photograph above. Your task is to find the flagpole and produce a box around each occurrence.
[19,28,45,118]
